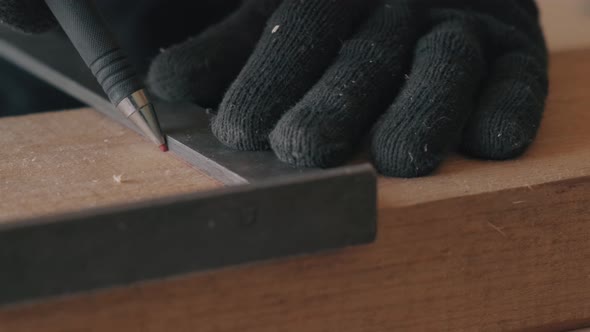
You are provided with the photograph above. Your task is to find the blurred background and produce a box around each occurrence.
[0,0,240,117]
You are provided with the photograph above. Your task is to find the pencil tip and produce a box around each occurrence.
[159,144,169,152]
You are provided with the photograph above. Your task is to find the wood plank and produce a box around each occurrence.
[4,175,590,332]
[0,109,221,223]
[2,46,590,332]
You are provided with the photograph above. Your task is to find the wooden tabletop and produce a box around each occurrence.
[0,109,221,223]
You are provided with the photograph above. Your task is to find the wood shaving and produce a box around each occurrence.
[113,174,123,184]
[486,221,507,238]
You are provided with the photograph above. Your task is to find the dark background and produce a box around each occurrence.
[0,0,240,116]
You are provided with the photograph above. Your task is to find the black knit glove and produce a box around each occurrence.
[149,0,548,178]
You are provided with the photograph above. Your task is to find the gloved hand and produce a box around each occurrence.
[148,0,548,178]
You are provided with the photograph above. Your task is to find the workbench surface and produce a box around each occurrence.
[0,109,221,223]
[2,1,590,331]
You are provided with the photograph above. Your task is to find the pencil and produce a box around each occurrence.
[44,0,167,151]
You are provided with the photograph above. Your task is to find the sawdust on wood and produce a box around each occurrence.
[113,174,123,184]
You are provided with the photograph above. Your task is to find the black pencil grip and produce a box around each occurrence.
[44,0,141,105]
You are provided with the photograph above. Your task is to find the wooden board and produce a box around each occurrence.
[4,172,590,332]
[3,2,590,331]
[2,46,590,332]
[0,109,221,223]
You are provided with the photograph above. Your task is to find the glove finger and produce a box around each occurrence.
[212,0,372,151]
[0,0,56,34]
[146,0,282,107]
[269,0,417,167]
[461,7,548,159]
[371,18,487,178]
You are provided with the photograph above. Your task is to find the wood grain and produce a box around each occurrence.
[4,175,590,332]
[0,109,221,223]
[2,48,590,332]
